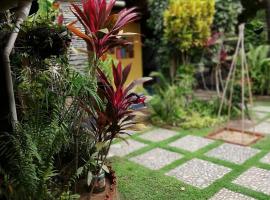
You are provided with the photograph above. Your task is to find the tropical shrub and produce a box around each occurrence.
[163,0,215,52]
[247,45,270,95]
[149,72,222,129]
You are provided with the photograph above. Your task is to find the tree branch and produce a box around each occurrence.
[1,0,32,131]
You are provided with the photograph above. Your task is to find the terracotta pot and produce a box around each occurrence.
[80,167,118,200]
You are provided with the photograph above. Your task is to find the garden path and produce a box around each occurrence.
[109,104,270,200]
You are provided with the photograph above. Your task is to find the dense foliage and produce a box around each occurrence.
[150,70,222,129]
[163,0,215,52]
[247,45,270,95]
[145,0,170,72]
[213,0,242,33]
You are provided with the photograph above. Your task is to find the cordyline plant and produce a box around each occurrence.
[67,0,140,73]
[66,0,150,196]
[79,62,151,195]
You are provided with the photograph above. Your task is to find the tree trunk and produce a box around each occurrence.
[0,0,32,133]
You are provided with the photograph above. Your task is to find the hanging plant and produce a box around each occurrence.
[15,20,72,59]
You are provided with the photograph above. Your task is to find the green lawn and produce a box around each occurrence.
[111,127,270,200]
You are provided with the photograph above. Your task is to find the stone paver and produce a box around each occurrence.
[139,128,178,142]
[252,106,270,113]
[260,152,270,165]
[169,135,214,152]
[233,167,270,195]
[248,122,270,135]
[109,139,146,157]
[254,112,269,120]
[166,158,231,189]
[206,143,260,164]
[210,188,256,200]
[130,148,183,170]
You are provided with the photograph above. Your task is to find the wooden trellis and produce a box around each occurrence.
[218,24,254,132]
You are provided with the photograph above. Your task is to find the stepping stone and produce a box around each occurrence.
[130,148,183,170]
[252,106,270,113]
[169,135,214,152]
[210,188,256,200]
[248,122,270,135]
[139,128,178,142]
[206,143,260,164]
[254,112,269,120]
[260,152,270,165]
[233,167,270,195]
[109,139,147,157]
[166,158,231,189]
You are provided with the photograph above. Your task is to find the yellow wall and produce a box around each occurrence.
[110,22,143,85]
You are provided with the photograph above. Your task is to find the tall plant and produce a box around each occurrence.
[163,0,215,77]
[67,0,150,197]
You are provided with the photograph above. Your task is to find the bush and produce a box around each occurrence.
[163,0,215,52]
[149,72,223,129]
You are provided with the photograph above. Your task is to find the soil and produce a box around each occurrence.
[207,127,264,146]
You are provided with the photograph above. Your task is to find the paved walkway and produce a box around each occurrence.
[110,105,270,200]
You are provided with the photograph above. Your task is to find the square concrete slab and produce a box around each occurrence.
[252,106,270,113]
[169,135,214,152]
[206,143,260,164]
[260,152,270,165]
[254,112,269,120]
[210,188,256,200]
[248,122,270,135]
[139,128,178,142]
[233,167,270,195]
[108,139,147,157]
[130,148,183,170]
[166,158,231,189]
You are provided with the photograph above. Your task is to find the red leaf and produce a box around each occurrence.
[112,62,121,88]
[122,64,131,86]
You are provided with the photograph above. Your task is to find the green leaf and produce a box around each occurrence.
[102,165,110,173]
[76,167,83,176]
[87,171,93,186]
